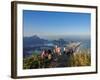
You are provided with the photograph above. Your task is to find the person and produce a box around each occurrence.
[53,45,61,56]
[49,45,62,67]
[41,49,52,60]
[40,49,53,68]
[47,49,53,60]
[40,50,45,59]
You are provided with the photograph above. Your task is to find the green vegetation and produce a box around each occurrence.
[23,50,91,69]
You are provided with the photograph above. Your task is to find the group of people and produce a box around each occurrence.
[29,42,81,68]
[29,44,78,68]
[39,45,75,68]
[40,45,62,61]
[41,45,75,59]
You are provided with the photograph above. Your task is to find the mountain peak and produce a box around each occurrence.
[32,35,40,39]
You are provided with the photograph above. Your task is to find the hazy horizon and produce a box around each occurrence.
[23,34,90,40]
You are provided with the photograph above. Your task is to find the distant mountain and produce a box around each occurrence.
[23,35,68,48]
[23,35,48,47]
[52,38,67,47]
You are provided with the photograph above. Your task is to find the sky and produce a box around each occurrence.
[23,10,91,38]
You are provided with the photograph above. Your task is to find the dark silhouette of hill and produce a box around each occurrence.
[23,35,48,47]
[52,38,67,47]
